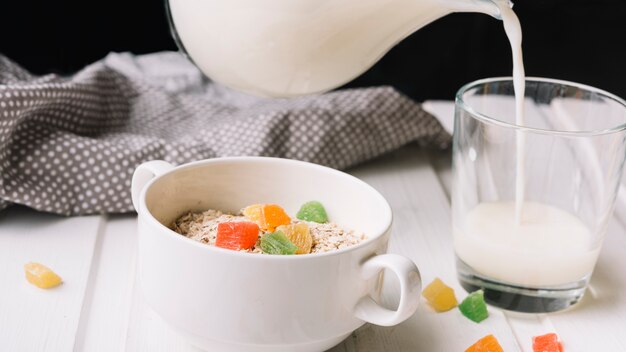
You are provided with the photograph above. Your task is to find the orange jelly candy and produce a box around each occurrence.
[466,335,504,352]
[215,222,260,250]
[243,204,291,232]
[533,333,563,352]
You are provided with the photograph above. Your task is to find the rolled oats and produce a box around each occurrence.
[172,208,366,254]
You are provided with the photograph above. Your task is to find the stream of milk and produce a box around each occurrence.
[496,2,527,224]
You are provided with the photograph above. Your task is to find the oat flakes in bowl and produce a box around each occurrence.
[172,201,367,255]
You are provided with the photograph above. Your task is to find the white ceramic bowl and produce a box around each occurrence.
[131,157,421,352]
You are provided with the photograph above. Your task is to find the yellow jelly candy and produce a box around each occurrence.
[24,262,63,289]
[243,204,263,224]
[422,277,458,312]
[243,204,291,232]
[276,223,312,254]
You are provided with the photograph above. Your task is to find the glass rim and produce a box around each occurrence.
[455,77,626,137]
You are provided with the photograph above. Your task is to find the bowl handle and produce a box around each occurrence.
[354,254,421,326]
[131,160,175,212]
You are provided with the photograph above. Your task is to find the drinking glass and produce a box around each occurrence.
[452,77,626,313]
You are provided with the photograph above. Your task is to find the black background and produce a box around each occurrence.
[1,0,625,101]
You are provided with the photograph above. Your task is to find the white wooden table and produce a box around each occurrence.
[1,103,625,352]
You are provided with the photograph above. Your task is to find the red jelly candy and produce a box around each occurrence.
[215,222,260,250]
[533,333,563,352]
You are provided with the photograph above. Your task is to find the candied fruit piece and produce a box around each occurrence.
[422,277,458,312]
[24,262,62,289]
[242,204,263,224]
[243,204,291,232]
[533,333,563,352]
[260,231,298,255]
[459,290,488,323]
[261,204,291,232]
[296,201,328,223]
[215,222,260,250]
[465,335,503,352]
[276,223,312,254]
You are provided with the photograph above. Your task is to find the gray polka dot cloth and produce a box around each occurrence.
[0,52,450,215]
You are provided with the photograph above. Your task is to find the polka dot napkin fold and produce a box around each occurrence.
[0,52,450,215]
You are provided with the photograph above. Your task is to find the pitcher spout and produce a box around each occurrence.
[446,0,513,19]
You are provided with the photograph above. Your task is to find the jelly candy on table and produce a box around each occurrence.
[243,204,291,232]
[260,231,298,255]
[215,222,260,250]
[533,333,564,352]
[296,201,328,223]
[276,223,313,254]
[459,289,489,323]
[24,262,63,289]
[422,277,458,312]
[465,335,504,352]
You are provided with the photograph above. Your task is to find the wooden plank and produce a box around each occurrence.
[124,274,195,352]
[427,100,626,352]
[427,150,452,200]
[75,214,197,352]
[422,100,455,135]
[543,218,626,352]
[73,215,138,352]
[329,146,520,351]
[530,101,626,352]
[0,206,102,351]
[427,144,557,352]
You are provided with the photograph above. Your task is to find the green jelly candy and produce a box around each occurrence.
[459,290,488,323]
[260,231,298,255]
[296,201,328,223]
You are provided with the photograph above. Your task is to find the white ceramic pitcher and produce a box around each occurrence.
[166,0,509,97]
